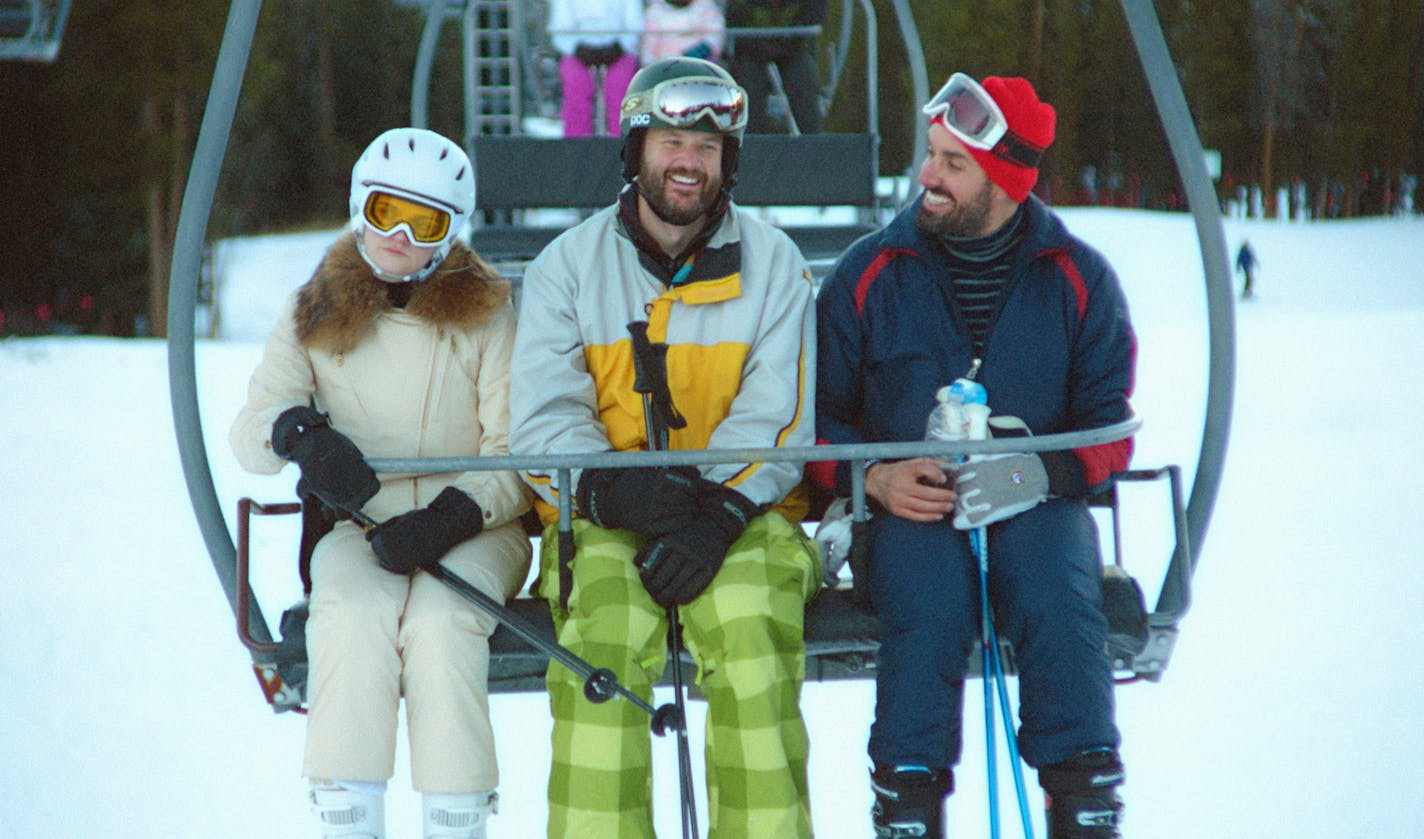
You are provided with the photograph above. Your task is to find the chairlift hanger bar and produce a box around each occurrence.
[1119,0,1234,594]
[168,0,266,649]
[362,416,1142,476]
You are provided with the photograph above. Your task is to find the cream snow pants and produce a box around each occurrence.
[302,518,532,793]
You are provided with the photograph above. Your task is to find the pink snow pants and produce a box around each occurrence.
[559,52,638,137]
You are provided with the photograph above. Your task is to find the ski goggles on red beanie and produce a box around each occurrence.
[362,190,453,245]
[922,73,1056,202]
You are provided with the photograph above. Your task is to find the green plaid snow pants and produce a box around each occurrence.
[534,513,821,838]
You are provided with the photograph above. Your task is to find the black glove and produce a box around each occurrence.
[574,41,624,67]
[366,486,484,576]
[576,465,702,537]
[272,406,380,514]
[636,485,760,607]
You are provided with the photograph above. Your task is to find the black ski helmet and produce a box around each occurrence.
[618,56,748,186]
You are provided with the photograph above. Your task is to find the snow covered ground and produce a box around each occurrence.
[3,208,1423,837]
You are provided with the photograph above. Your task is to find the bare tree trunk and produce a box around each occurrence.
[1029,0,1045,81]
[141,83,194,340]
[168,91,192,333]
[170,92,189,249]
[142,96,169,339]
[1260,100,1275,215]
[314,0,340,192]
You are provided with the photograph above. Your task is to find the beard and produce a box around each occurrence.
[916,178,996,239]
[637,162,722,227]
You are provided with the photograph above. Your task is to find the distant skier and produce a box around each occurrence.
[1236,240,1258,300]
[229,128,532,839]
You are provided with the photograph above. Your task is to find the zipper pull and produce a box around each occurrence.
[964,358,982,381]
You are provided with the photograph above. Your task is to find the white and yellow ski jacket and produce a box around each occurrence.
[510,198,816,524]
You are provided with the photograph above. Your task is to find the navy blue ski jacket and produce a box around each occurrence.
[812,194,1136,497]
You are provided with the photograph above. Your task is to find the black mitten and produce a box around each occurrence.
[365,486,484,576]
[576,465,702,537]
[272,406,379,513]
[635,485,760,607]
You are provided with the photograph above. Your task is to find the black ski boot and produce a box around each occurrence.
[870,764,952,838]
[1039,748,1125,838]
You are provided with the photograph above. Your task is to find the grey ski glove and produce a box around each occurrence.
[952,453,1050,529]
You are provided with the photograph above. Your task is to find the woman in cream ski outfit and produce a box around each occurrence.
[230,128,531,839]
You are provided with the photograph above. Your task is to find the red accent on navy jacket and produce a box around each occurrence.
[811,195,1136,497]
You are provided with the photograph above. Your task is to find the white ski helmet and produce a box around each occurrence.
[349,127,475,281]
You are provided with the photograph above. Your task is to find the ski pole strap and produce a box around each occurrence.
[627,321,687,445]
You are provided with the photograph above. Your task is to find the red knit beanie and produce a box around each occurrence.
[946,76,1056,203]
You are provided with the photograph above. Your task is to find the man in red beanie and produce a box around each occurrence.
[813,73,1137,838]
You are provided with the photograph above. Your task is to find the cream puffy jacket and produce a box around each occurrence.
[230,235,531,526]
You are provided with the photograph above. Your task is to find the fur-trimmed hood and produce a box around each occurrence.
[294,234,511,354]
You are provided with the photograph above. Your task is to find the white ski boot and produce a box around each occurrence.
[423,790,497,839]
[309,782,385,839]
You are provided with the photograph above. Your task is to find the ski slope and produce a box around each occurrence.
[3,209,1423,837]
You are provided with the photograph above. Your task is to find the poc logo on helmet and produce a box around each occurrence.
[628,113,652,128]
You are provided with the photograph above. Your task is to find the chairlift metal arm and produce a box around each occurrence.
[408,0,450,129]
[1119,0,1236,587]
[167,0,271,654]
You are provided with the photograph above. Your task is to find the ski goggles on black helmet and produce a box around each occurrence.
[623,77,748,136]
[922,73,1043,168]
[361,190,453,245]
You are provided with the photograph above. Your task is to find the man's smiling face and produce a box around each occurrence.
[636,127,725,227]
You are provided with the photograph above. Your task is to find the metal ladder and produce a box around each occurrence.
[462,0,522,138]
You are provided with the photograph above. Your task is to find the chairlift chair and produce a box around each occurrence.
[0,0,71,63]
[169,0,1233,717]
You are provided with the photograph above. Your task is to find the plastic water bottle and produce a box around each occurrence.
[962,385,991,444]
[926,378,989,469]
[926,383,966,470]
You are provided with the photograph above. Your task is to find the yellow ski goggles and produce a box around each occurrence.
[362,191,452,244]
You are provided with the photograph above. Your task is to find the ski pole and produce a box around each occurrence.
[973,525,1035,838]
[963,401,1035,839]
[661,604,699,839]
[336,503,661,717]
[628,320,698,839]
[977,525,1001,839]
